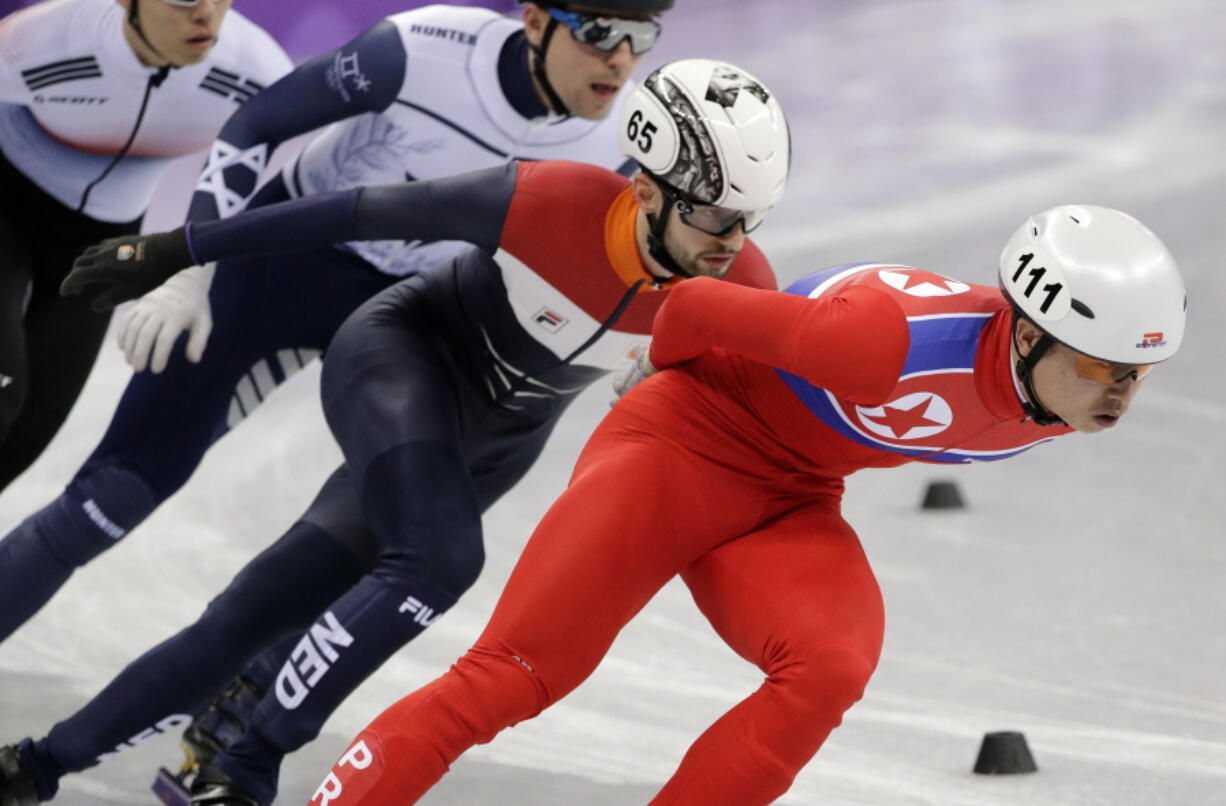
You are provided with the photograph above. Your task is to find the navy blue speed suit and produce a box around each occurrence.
[10,160,778,802]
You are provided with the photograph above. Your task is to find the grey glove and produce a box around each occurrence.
[612,349,658,400]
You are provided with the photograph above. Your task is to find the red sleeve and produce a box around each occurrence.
[649,277,910,406]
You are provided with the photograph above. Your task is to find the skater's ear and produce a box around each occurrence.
[522,3,550,47]
[1014,317,1044,359]
[632,173,664,216]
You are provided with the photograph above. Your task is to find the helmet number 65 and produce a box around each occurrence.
[626,110,658,153]
[1011,252,1064,315]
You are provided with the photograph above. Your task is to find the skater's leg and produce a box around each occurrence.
[649,502,883,805]
[309,406,767,805]
[216,292,486,803]
[9,505,365,800]
[175,466,375,770]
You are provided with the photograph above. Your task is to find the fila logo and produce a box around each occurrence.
[533,307,568,333]
[96,714,191,763]
[399,595,439,626]
[1137,332,1166,348]
[274,611,355,710]
[311,739,375,805]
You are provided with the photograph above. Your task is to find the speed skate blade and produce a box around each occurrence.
[152,767,191,806]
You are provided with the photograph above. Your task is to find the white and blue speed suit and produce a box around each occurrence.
[0,5,636,641]
[0,0,290,488]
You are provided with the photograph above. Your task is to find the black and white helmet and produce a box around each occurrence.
[619,58,790,212]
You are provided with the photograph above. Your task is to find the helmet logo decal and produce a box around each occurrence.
[1137,332,1166,349]
[1002,251,1071,320]
[704,66,770,109]
[878,268,970,297]
[645,72,723,204]
[856,392,953,440]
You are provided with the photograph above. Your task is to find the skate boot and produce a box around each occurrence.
[0,745,38,806]
[152,675,263,806]
[188,762,260,806]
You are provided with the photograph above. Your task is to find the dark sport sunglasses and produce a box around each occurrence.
[545,8,662,55]
[658,182,769,237]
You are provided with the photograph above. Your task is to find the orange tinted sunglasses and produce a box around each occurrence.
[1074,354,1154,385]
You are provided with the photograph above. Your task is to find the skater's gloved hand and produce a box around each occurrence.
[612,348,658,400]
[118,263,216,373]
[61,227,195,311]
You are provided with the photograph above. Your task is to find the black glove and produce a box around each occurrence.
[60,227,194,311]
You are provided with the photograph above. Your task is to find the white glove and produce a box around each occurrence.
[117,262,215,373]
[612,349,658,400]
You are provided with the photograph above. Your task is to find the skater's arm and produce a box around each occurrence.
[62,163,517,309]
[186,20,406,222]
[188,162,515,261]
[649,277,909,405]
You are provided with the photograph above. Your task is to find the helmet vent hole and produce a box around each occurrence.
[1030,226,1039,237]
[1070,298,1095,319]
[1069,215,1081,224]
[730,181,743,193]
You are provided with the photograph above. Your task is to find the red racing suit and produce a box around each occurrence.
[307,263,1073,806]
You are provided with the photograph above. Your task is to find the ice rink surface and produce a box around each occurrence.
[2,0,1224,803]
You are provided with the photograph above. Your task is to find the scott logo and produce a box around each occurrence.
[1137,332,1166,348]
[312,739,376,805]
[33,94,109,105]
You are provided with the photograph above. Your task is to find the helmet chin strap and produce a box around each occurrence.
[645,206,693,280]
[1012,320,1066,426]
[643,179,697,279]
[528,17,571,117]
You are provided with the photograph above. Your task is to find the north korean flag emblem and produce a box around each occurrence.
[878,268,970,297]
[855,392,953,440]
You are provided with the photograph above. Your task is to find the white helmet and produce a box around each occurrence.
[998,205,1186,364]
[619,58,790,212]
